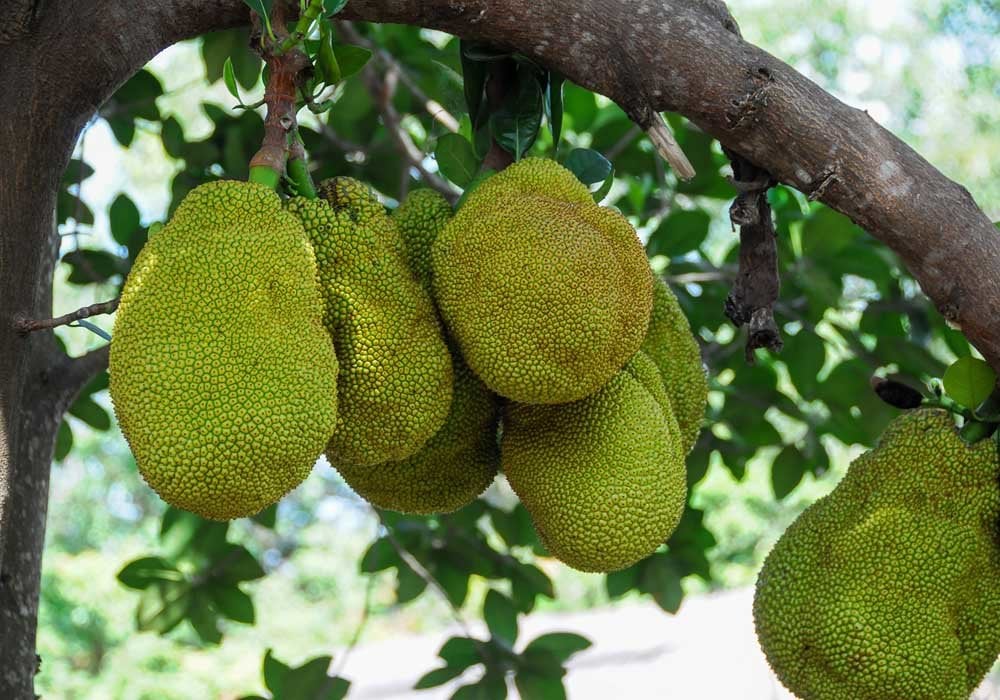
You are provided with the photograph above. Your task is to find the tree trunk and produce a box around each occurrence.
[1,0,998,697]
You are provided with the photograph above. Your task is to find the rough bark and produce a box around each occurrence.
[1,0,998,696]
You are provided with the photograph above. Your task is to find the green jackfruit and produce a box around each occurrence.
[432,158,654,405]
[641,277,707,453]
[110,180,339,520]
[501,353,687,572]
[393,188,453,289]
[332,190,499,514]
[337,362,500,514]
[754,409,1000,700]
[287,179,453,467]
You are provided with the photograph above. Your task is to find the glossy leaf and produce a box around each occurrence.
[944,357,997,409]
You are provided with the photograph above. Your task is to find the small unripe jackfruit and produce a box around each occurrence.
[754,409,1000,700]
[642,277,707,453]
[432,158,653,405]
[110,180,339,520]
[333,190,501,514]
[287,179,453,467]
[502,353,687,572]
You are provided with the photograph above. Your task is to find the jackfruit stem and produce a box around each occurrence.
[249,165,282,189]
[286,131,317,199]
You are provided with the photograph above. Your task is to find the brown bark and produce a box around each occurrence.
[0,0,998,696]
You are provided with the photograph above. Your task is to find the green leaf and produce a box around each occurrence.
[117,557,184,590]
[323,0,348,15]
[241,0,274,21]
[545,72,565,149]
[54,421,73,461]
[252,503,277,529]
[187,595,223,645]
[436,133,480,187]
[460,40,489,128]
[263,649,291,695]
[207,584,255,624]
[483,590,518,645]
[461,43,513,62]
[415,664,467,689]
[68,395,112,430]
[523,633,591,664]
[639,558,684,613]
[316,20,342,85]
[591,169,615,203]
[110,69,164,121]
[801,206,860,258]
[160,117,186,159]
[136,582,191,634]
[781,331,826,397]
[944,357,997,409]
[438,636,480,670]
[647,209,711,258]
[62,249,126,285]
[360,537,397,573]
[395,561,428,603]
[514,671,567,700]
[109,194,141,246]
[283,656,344,699]
[213,544,266,584]
[332,44,373,81]
[562,148,612,186]
[491,71,543,160]
[452,673,507,700]
[771,445,805,500]
[223,57,242,104]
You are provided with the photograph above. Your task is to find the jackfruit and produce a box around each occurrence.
[432,157,654,405]
[501,353,687,572]
[641,277,707,453]
[109,180,339,520]
[753,409,1000,700]
[332,189,501,513]
[392,188,452,290]
[337,362,501,513]
[286,179,452,467]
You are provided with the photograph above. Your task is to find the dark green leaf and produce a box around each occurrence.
[283,656,344,700]
[223,57,242,103]
[944,357,997,409]
[252,504,278,529]
[208,584,255,624]
[136,582,191,634]
[483,590,518,645]
[360,537,397,573]
[771,445,805,499]
[213,544,266,584]
[523,633,591,664]
[54,421,73,461]
[332,44,373,81]
[117,557,184,590]
[241,0,274,20]
[263,649,291,695]
[514,671,567,700]
[545,72,565,149]
[460,40,489,128]
[461,43,513,62]
[110,194,141,246]
[316,20,342,85]
[491,71,543,160]
[563,148,612,185]
[323,0,348,15]
[438,636,480,669]
[639,558,684,613]
[62,249,125,285]
[111,69,163,121]
[451,673,507,700]
[415,664,467,689]
[605,565,638,599]
[647,209,711,258]
[395,561,428,603]
[802,206,860,258]
[68,395,112,430]
[187,595,223,645]
[436,133,480,187]
[781,331,826,398]
[161,117,186,159]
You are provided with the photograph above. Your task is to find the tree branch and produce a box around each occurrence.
[14,299,119,335]
[13,0,1000,373]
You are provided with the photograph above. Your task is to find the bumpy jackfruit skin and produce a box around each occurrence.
[432,157,654,405]
[110,180,339,520]
[642,277,707,453]
[501,355,687,572]
[286,179,453,467]
[337,361,501,513]
[392,188,452,290]
[753,409,1000,700]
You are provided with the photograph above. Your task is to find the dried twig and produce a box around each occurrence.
[14,298,119,335]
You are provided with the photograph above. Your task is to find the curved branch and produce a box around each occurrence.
[21,0,1000,371]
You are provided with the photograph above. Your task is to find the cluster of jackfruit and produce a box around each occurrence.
[753,409,1000,700]
[109,158,707,574]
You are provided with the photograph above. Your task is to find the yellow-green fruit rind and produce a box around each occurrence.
[432,157,653,405]
[753,409,1000,700]
[336,360,501,514]
[642,276,707,453]
[110,180,338,520]
[392,188,452,291]
[501,356,687,572]
[287,180,453,467]
[624,349,672,418]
